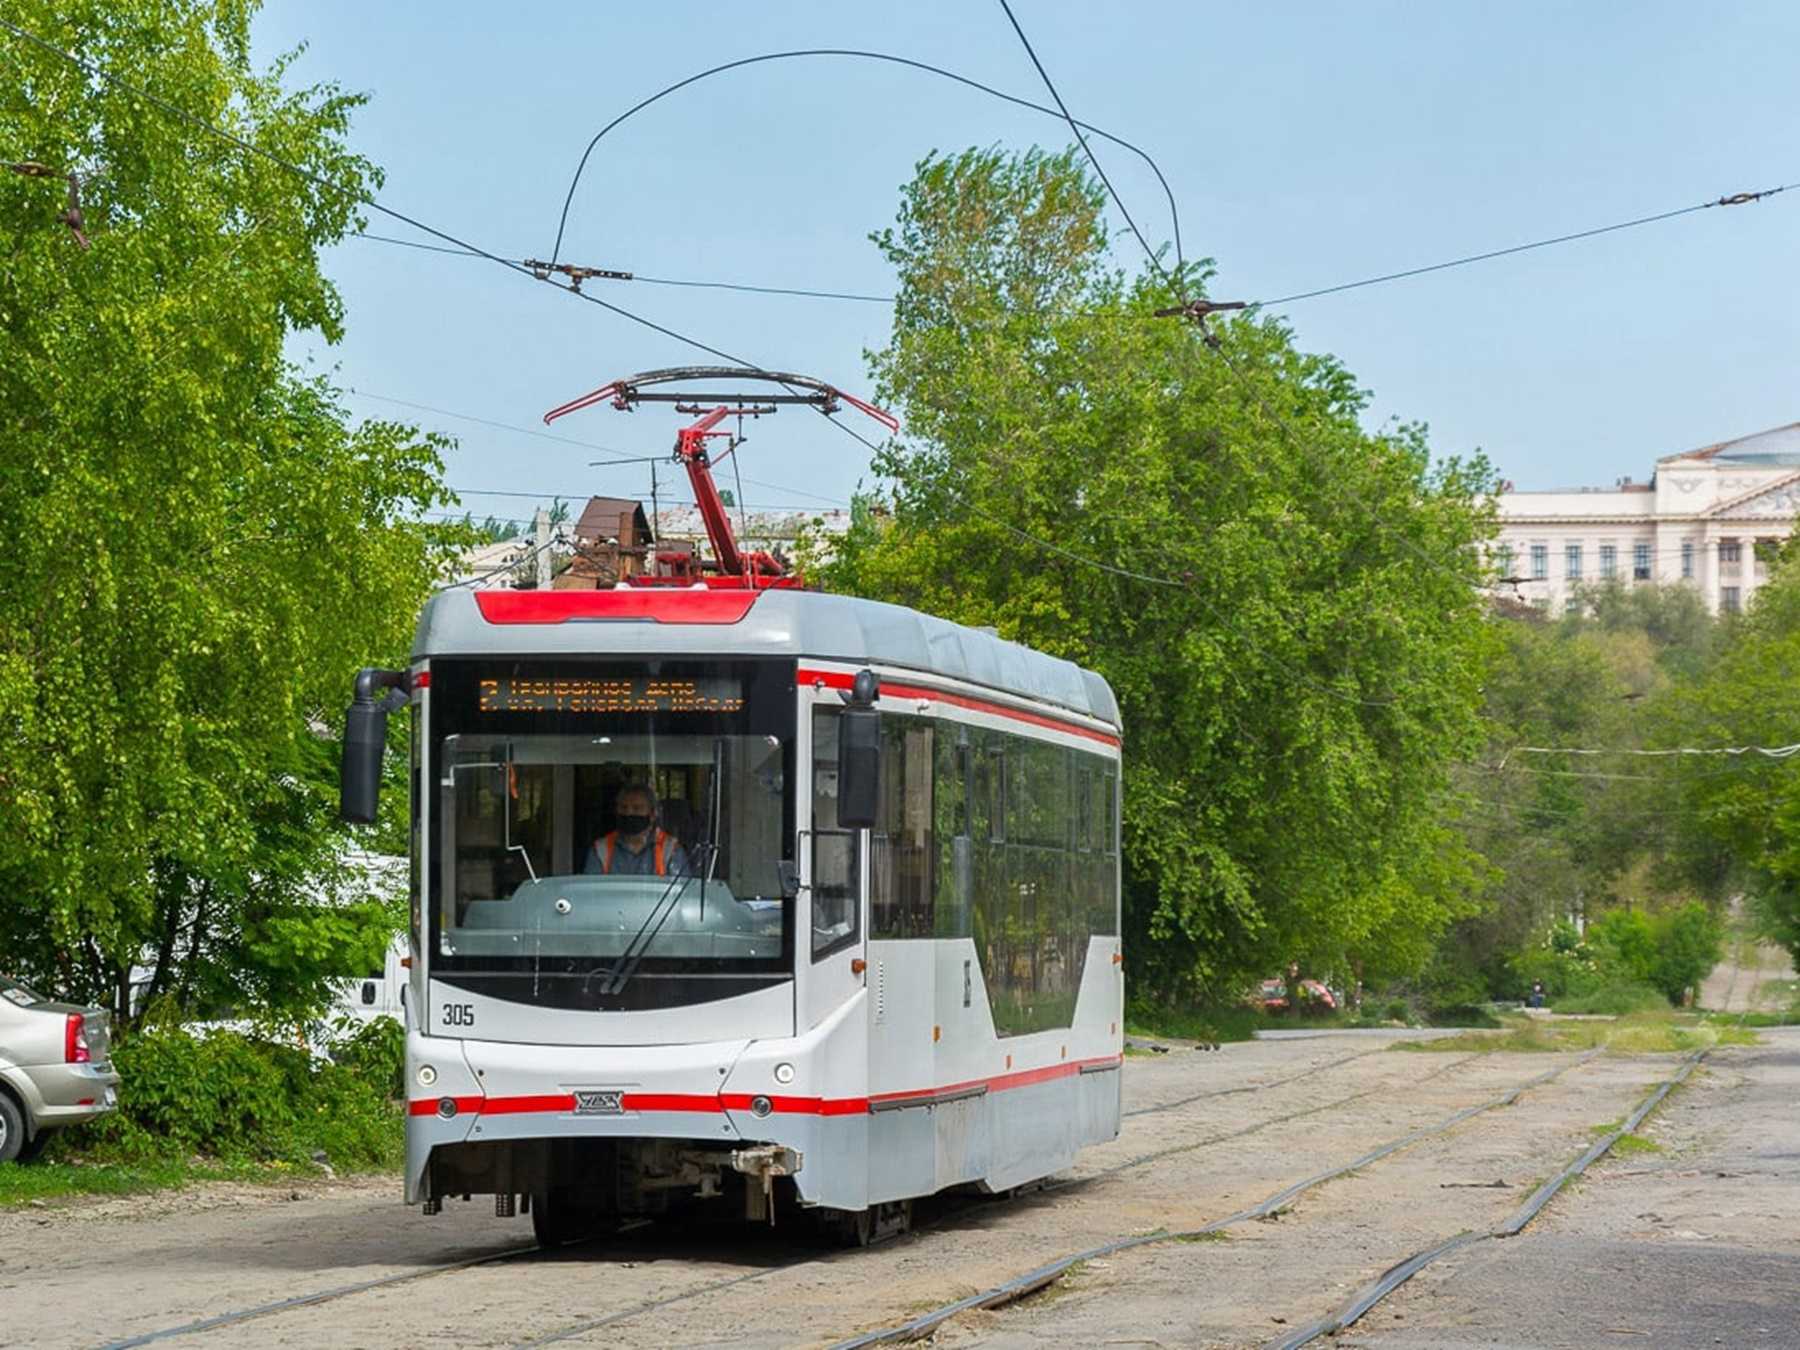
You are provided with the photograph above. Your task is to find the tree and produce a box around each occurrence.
[1660,550,1800,965]
[0,1,458,1021]
[820,147,1498,1003]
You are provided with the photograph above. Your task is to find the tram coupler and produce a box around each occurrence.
[732,1145,802,1225]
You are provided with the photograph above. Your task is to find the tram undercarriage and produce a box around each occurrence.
[422,1135,908,1246]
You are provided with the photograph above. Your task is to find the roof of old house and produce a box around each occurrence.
[574,496,650,544]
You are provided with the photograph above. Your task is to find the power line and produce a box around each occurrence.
[359,173,1800,319]
[544,48,1183,274]
[1504,742,1800,763]
[1258,184,1797,309]
[995,0,1171,287]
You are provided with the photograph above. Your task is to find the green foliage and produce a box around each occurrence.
[331,1015,405,1099]
[1511,904,1721,1006]
[1653,549,1800,968]
[825,147,1497,1003]
[78,1026,400,1169]
[0,1,457,1023]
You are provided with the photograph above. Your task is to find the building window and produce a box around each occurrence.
[1719,539,1741,563]
[1530,598,1551,614]
[1721,586,1741,614]
[1681,540,1694,579]
[1530,544,1548,580]
[1565,543,1583,580]
[1493,543,1515,578]
[1633,542,1652,581]
[1598,544,1617,579]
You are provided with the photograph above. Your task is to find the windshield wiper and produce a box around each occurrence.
[591,846,716,999]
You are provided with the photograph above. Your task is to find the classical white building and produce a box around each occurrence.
[1495,422,1800,615]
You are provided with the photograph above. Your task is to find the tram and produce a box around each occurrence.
[339,370,1123,1244]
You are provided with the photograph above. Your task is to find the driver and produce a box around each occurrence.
[584,784,690,877]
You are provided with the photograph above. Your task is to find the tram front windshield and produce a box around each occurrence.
[427,658,795,1011]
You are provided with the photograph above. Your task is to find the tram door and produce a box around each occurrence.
[802,704,866,1029]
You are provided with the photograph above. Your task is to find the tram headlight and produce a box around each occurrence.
[750,1095,773,1118]
[436,1096,458,1119]
[773,1062,795,1085]
[417,1064,438,1087]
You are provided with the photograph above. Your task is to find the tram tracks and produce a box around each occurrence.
[73,1040,1513,1350]
[828,1050,1604,1349]
[1266,1049,1708,1350]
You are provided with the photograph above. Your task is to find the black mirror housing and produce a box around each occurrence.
[837,705,881,828]
[340,668,407,825]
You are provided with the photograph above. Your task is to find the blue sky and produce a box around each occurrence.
[255,2,1800,518]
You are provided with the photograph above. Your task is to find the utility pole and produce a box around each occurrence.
[533,508,552,590]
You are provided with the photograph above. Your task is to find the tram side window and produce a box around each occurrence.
[810,709,859,960]
[870,716,935,939]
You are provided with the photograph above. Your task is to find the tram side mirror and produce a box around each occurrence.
[340,668,408,825]
[836,706,881,829]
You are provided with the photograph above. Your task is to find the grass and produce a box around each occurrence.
[1392,1010,1757,1056]
[1551,984,1669,1017]
[0,1151,361,1208]
[1174,1228,1231,1243]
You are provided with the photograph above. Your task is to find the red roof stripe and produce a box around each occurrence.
[799,667,1120,747]
[474,590,761,625]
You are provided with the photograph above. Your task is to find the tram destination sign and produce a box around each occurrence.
[477,674,745,716]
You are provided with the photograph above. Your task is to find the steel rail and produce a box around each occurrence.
[95,1240,546,1349]
[829,1050,1603,1348]
[1096,1052,1480,1179]
[1267,1049,1708,1350]
[1120,1047,1387,1118]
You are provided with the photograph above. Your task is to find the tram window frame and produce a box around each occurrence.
[870,715,935,940]
[809,707,861,962]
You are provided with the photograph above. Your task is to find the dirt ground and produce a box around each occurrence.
[4,956,1795,1349]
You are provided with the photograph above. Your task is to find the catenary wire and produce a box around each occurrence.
[545,48,1183,273]
[988,0,1480,594]
[361,175,1800,317]
[994,0,1171,285]
[1257,183,1798,308]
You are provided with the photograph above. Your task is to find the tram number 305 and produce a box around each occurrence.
[441,1003,476,1028]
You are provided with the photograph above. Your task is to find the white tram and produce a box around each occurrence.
[339,372,1123,1244]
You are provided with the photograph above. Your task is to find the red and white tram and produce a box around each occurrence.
[340,371,1123,1244]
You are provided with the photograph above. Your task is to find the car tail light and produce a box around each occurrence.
[65,1012,91,1064]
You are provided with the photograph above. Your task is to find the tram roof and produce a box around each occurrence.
[414,587,1120,730]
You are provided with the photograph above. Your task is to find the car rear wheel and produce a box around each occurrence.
[15,1128,50,1163]
[0,1094,24,1164]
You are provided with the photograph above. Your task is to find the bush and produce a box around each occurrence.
[1512,905,1723,1007]
[331,1016,405,1100]
[81,1025,401,1170]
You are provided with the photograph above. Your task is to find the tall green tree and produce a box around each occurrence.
[0,1,457,1021]
[822,148,1498,1003]
[1659,554,1800,963]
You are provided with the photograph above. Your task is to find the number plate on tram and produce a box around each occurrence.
[574,1090,625,1116]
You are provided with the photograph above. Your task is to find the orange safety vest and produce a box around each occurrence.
[600,828,670,876]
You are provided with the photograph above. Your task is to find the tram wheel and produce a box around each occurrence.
[822,1199,912,1248]
[531,1190,605,1248]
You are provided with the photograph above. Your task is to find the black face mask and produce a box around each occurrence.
[615,813,653,838]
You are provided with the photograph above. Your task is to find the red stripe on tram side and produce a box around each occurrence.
[797,667,1120,748]
[405,1055,1122,1121]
